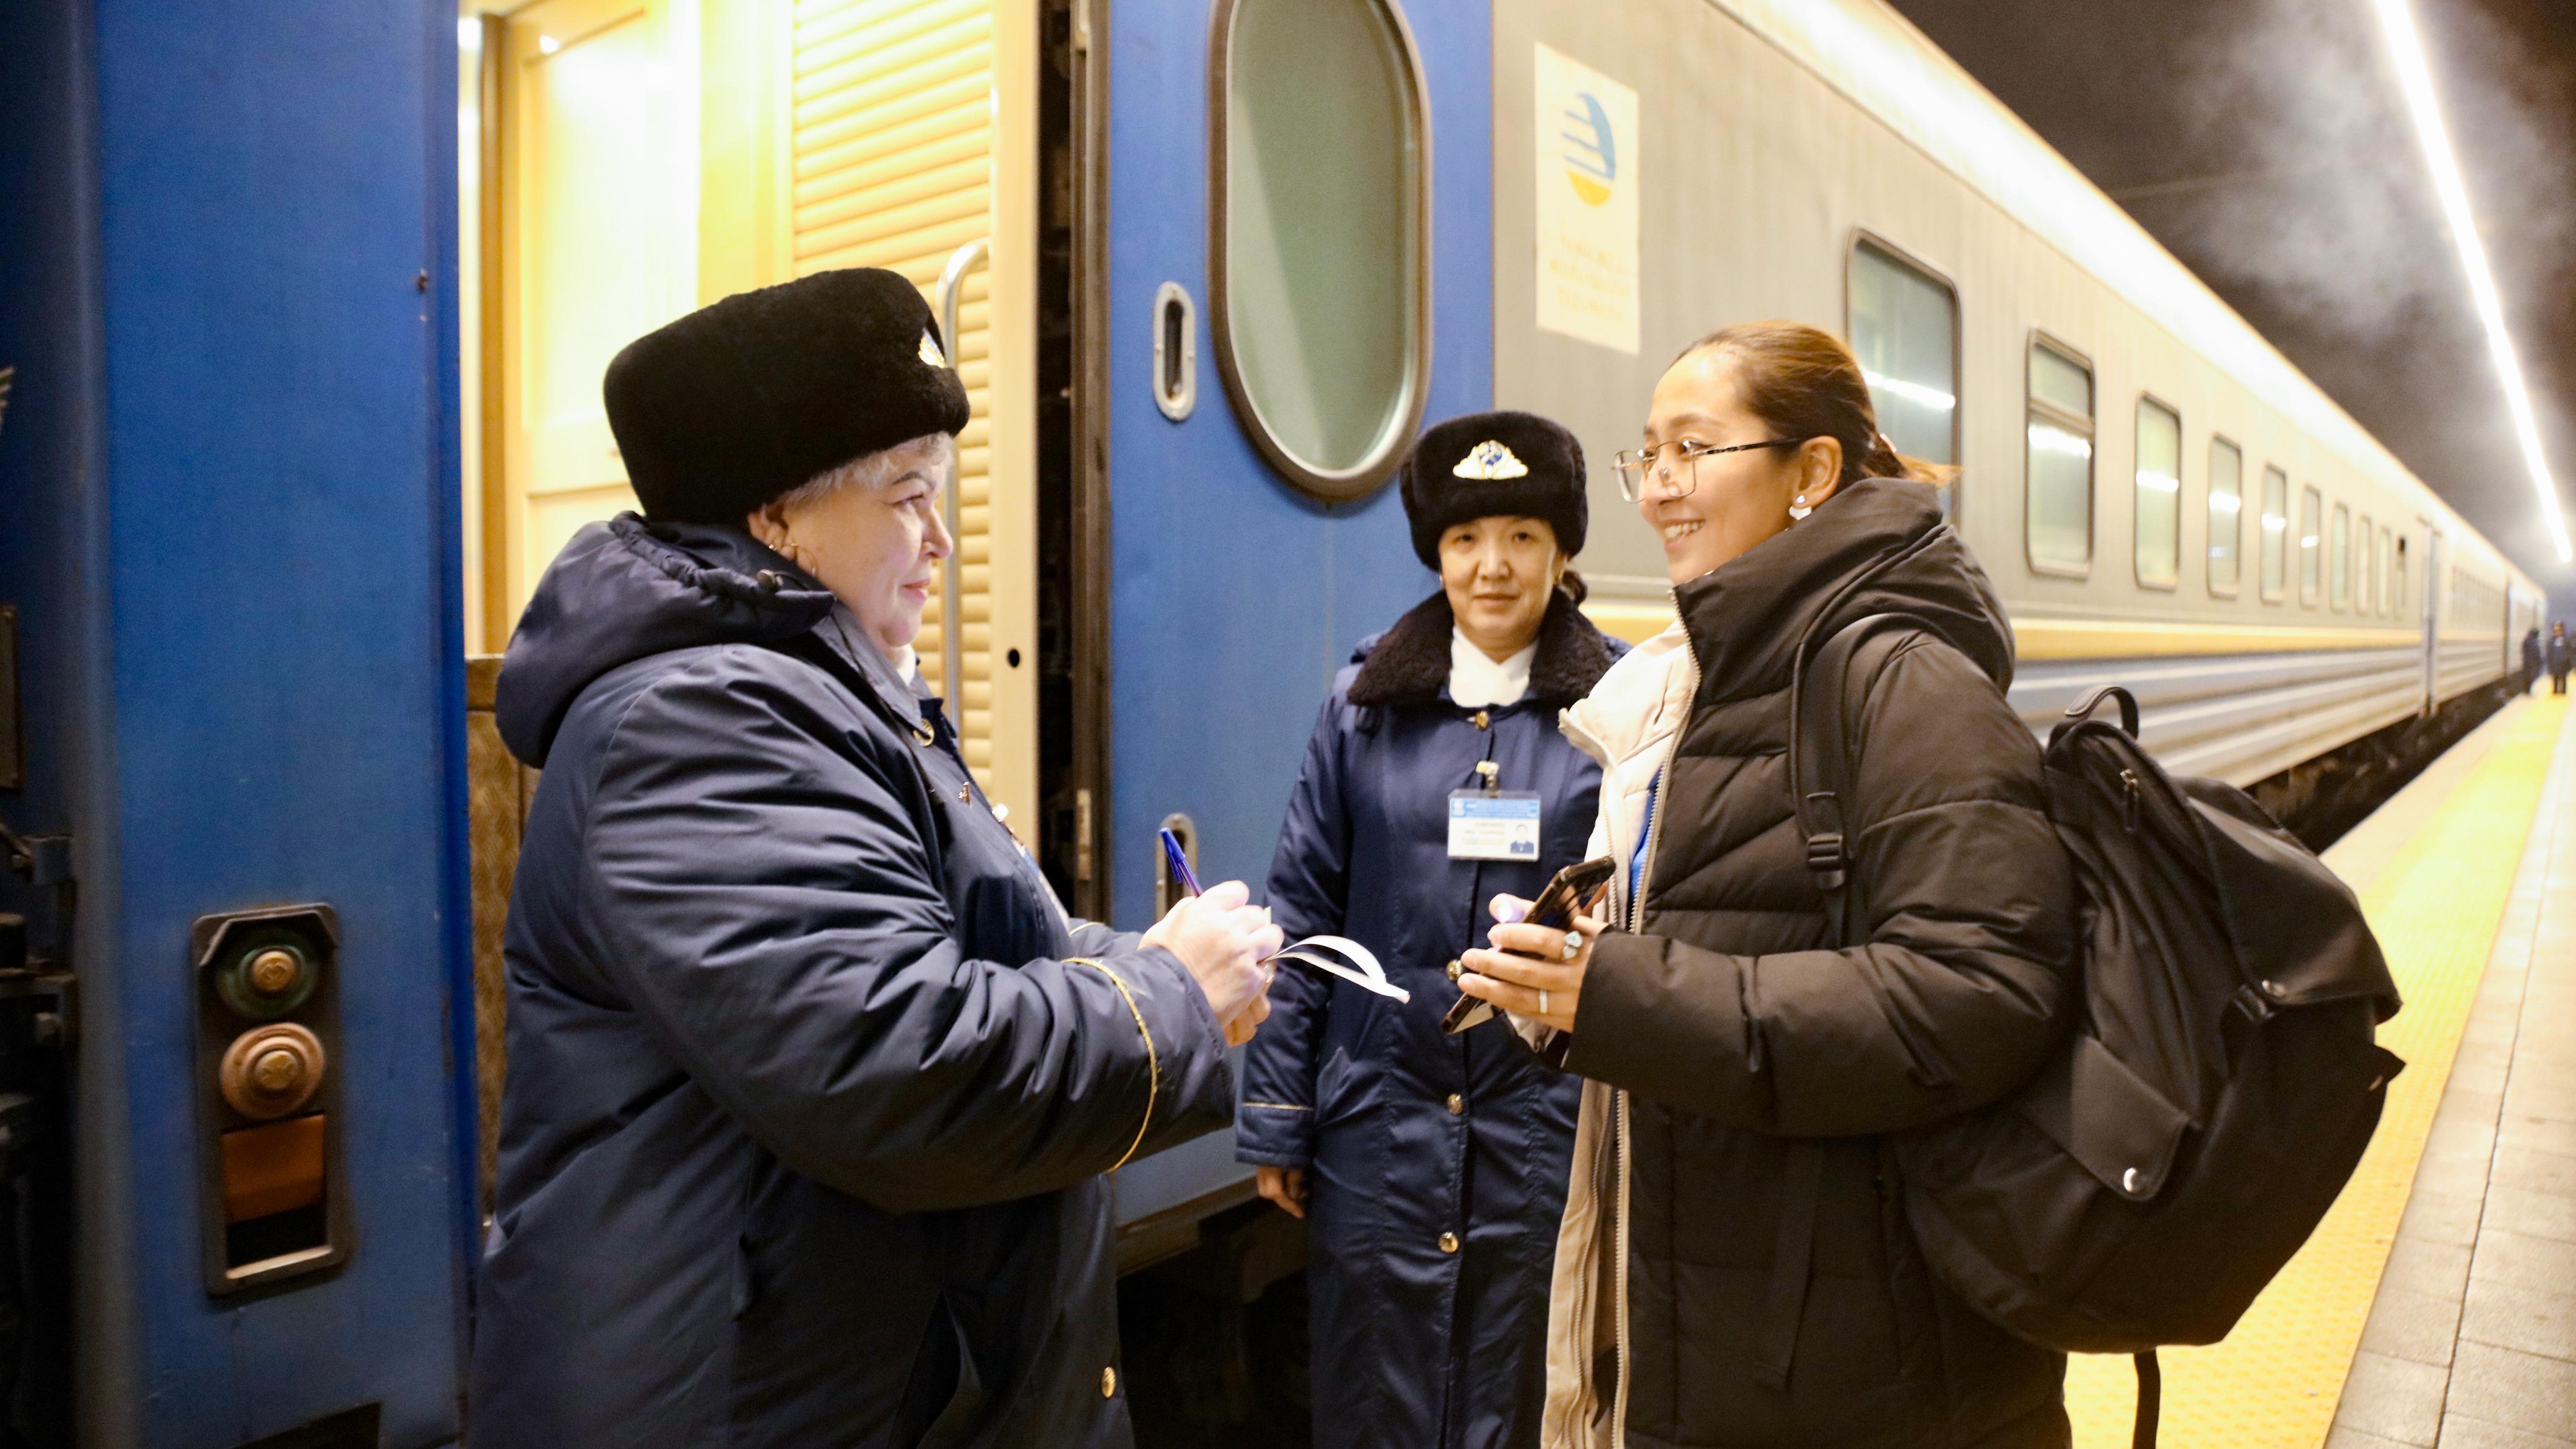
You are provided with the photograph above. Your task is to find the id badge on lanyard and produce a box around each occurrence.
[1448,775,1543,861]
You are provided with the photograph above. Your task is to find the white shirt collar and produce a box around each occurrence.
[1450,627,1535,709]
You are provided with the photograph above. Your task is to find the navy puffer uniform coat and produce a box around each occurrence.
[1238,590,1622,1449]
[472,516,1235,1448]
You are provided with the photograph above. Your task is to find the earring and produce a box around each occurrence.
[1789,494,1812,522]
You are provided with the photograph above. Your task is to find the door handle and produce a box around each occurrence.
[934,240,990,712]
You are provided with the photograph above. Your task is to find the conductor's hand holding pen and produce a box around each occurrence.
[1457,892,1606,1037]
[1143,877,1282,1046]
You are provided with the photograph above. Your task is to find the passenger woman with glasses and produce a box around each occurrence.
[1458,323,2081,1447]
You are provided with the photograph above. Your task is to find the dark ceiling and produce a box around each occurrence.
[1886,0,2576,599]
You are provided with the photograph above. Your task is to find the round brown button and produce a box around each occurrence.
[1100,1365,1117,1398]
[1438,1232,1460,1254]
[253,1048,303,1094]
[1445,959,1462,981]
[219,1022,327,1120]
[1447,1094,1465,1116]
[1472,710,1490,730]
[247,948,302,996]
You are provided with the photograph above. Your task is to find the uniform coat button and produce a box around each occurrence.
[1446,1094,1465,1115]
[1438,1231,1460,1254]
[1101,1365,1117,1398]
[1445,959,1462,981]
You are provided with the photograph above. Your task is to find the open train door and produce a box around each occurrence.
[461,0,1050,1203]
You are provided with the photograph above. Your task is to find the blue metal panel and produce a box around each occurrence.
[30,1,476,1443]
[1105,0,1494,931]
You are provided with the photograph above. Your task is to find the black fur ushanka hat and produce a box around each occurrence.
[604,268,972,525]
[1398,410,1589,570]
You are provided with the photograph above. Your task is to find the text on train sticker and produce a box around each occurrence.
[1534,44,1640,355]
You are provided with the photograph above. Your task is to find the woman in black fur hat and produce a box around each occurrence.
[475,267,1278,1448]
[1238,410,1625,1449]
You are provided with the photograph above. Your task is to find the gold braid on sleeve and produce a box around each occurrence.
[1067,959,1157,1172]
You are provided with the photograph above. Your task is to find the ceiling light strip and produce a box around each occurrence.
[2367,0,2572,562]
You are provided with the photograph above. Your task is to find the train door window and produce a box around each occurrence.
[1211,0,1430,502]
[2207,437,2242,594]
[2133,396,2181,589]
[2026,339,2094,573]
[2261,466,2289,602]
[1848,238,1958,512]
[2382,528,2396,617]
[2330,502,2351,610]
[2396,536,2410,618]
[2358,513,2375,614]
[2299,485,2322,605]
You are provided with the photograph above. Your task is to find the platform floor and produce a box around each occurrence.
[2329,692,2576,1447]
[2055,695,2574,1448]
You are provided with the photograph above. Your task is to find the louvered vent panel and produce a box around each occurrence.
[791,0,996,775]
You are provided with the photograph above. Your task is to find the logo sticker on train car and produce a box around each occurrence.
[1534,44,1640,355]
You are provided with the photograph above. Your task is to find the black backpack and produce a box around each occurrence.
[1789,614,2406,1448]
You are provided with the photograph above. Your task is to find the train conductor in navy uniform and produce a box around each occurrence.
[471,267,1281,1449]
[1239,412,1624,1449]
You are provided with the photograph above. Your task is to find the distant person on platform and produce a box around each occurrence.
[2552,622,2570,696]
[474,268,1280,1448]
[2523,625,2544,694]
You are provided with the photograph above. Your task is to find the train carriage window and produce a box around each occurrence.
[2382,528,2396,617]
[1210,0,1431,503]
[2134,397,2182,588]
[2261,466,2289,602]
[2026,339,2095,573]
[2330,502,2351,610]
[2396,537,2410,617]
[1849,238,1959,511]
[2208,438,2243,594]
[2299,485,2323,605]
[2359,513,2375,614]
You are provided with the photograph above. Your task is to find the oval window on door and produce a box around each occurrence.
[1211,0,1430,502]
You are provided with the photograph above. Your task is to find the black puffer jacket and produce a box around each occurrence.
[1552,479,2079,1448]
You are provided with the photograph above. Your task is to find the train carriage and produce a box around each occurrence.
[0,0,2543,1442]
[458,0,2541,1253]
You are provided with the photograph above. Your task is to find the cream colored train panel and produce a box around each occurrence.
[1497,0,2536,786]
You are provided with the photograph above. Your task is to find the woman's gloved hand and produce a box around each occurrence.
[1142,879,1284,1045]
[1457,892,1603,1035]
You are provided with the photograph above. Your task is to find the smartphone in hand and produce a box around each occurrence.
[1440,856,1615,1035]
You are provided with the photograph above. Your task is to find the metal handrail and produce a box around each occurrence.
[933,238,990,711]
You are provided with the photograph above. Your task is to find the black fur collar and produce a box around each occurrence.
[1347,590,1617,708]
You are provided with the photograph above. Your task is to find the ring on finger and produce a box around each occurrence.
[1561,930,1582,962]
[1539,988,1551,1015]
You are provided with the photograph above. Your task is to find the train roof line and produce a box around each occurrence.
[1712,0,2530,590]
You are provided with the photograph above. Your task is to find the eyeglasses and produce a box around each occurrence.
[1611,438,1800,502]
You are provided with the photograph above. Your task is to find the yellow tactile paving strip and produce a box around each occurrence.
[2065,697,2569,1448]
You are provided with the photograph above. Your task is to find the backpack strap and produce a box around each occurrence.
[1786,612,1933,943]
[2133,1351,2162,1449]
[1745,614,1933,1394]
[1751,1141,1827,1391]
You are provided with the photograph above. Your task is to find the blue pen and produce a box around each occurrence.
[1159,827,1203,898]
